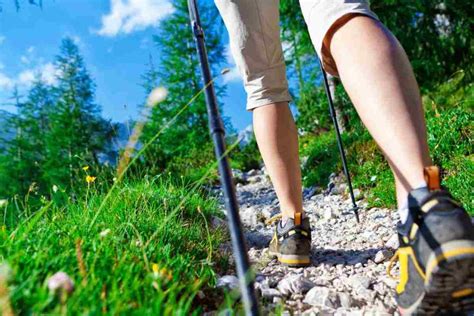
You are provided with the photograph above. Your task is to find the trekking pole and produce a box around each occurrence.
[318,58,360,223]
[187,0,259,314]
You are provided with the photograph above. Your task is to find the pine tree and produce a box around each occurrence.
[0,80,53,196]
[43,38,111,190]
[141,0,228,177]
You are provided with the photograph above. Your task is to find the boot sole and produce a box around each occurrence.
[400,240,474,315]
[278,254,310,267]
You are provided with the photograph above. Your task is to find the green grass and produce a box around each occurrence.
[0,178,230,314]
[300,73,473,214]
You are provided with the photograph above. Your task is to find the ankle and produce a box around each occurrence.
[282,211,304,225]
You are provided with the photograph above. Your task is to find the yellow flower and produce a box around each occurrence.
[82,166,90,171]
[151,263,172,281]
[85,175,96,184]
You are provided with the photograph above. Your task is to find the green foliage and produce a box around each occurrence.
[0,83,54,197]
[0,178,228,314]
[423,72,473,212]
[230,138,262,172]
[300,73,473,214]
[44,38,112,189]
[279,0,473,95]
[0,38,113,202]
[372,0,473,89]
[140,0,228,180]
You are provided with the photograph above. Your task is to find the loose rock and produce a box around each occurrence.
[304,286,338,309]
[277,274,315,296]
[215,168,399,314]
[216,275,239,291]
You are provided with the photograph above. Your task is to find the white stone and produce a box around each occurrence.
[303,286,338,309]
[385,233,399,250]
[374,249,393,264]
[277,274,315,296]
[216,275,239,290]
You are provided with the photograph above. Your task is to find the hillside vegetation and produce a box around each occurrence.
[0,0,472,313]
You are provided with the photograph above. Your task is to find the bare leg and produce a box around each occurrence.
[253,102,303,220]
[327,15,432,207]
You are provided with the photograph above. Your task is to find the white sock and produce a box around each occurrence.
[399,203,409,224]
[399,181,428,224]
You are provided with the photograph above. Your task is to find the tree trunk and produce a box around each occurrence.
[292,29,304,92]
[328,75,347,132]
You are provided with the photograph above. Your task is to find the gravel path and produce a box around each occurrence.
[215,168,401,315]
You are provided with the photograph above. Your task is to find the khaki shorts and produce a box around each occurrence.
[214,0,378,110]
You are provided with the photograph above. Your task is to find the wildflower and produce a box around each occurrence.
[82,166,89,171]
[28,182,38,193]
[152,263,159,275]
[147,87,168,107]
[52,185,59,193]
[0,199,8,207]
[85,175,96,184]
[99,229,111,238]
[0,263,12,282]
[47,271,74,295]
[151,263,172,281]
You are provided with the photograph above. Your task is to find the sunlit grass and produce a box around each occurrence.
[0,68,250,313]
[0,178,228,314]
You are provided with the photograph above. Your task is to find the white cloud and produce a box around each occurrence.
[40,63,60,85]
[20,46,36,65]
[222,44,242,84]
[96,0,174,37]
[20,56,30,64]
[0,72,14,90]
[223,67,241,83]
[18,63,60,87]
[18,69,35,85]
[0,62,59,93]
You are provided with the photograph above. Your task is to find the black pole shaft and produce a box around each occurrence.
[187,1,259,314]
[318,58,360,223]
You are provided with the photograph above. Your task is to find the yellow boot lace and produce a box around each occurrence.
[386,249,400,280]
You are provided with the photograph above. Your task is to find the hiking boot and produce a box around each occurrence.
[268,212,311,267]
[388,166,474,315]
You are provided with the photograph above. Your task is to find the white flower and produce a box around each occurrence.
[0,263,12,282]
[47,272,74,294]
[147,87,168,107]
[0,199,8,207]
[52,185,58,193]
[99,229,111,238]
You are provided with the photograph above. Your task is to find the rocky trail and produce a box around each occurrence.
[213,168,401,315]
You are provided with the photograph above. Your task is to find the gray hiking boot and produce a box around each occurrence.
[268,212,311,267]
[388,166,474,315]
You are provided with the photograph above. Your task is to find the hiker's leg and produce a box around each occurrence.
[253,103,303,218]
[215,0,303,219]
[326,16,431,207]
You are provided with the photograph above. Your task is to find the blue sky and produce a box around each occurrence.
[0,0,252,131]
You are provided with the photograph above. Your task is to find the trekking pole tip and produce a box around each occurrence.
[352,206,360,223]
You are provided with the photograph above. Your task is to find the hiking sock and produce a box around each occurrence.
[398,181,427,224]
